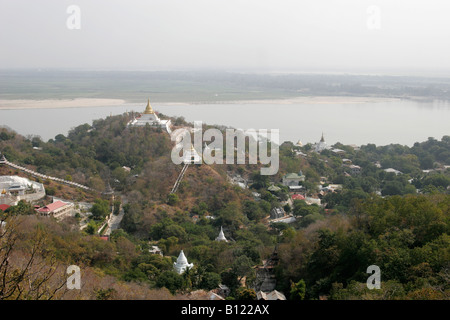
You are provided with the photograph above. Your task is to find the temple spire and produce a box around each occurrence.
[144,99,155,114]
[320,132,325,142]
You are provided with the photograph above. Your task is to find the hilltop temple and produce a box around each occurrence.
[314,133,328,153]
[173,250,194,274]
[128,99,172,133]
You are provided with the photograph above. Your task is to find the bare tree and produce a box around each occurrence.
[0,215,68,300]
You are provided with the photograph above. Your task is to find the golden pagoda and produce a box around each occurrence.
[144,99,155,114]
[127,99,172,133]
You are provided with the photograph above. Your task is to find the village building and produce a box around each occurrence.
[0,204,10,212]
[217,284,231,298]
[295,150,307,157]
[282,171,305,187]
[173,250,194,274]
[187,290,225,300]
[305,197,321,206]
[256,290,287,300]
[323,184,343,192]
[331,148,345,155]
[347,164,362,175]
[291,194,305,201]
[270,207,285,219]
[270,215,296,224]
[342,158,352,165]
[149,245,163,256]
[0,153,7,165]
[127,99,172,133]
[36,200,74,219]
[384,168,402,175]
[267,185,281,193]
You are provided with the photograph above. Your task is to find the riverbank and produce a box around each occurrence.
[0,96,403,110]
[0,98,126,110]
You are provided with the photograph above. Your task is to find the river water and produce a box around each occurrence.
[0,99,449,146]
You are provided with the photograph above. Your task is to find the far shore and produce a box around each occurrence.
[0,96,407,110]
[0,98,127,110]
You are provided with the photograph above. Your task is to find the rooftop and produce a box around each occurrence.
[36,200,69,213]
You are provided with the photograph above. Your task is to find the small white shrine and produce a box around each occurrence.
[215,226,228,242]
[173,250,194,274]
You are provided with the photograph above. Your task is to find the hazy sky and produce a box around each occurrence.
[1,0,450,75]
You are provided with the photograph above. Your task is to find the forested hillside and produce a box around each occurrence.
[0,114,448,300]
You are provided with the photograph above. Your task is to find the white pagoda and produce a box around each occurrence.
[182,144,202,164]
[173,250,194,274]
[215,226,228,242]
[314,133,328,153]
[128,99,172,133]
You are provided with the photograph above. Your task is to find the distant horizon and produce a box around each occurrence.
[2,67,450,79]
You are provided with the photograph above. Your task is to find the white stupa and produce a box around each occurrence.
[182,144,202,164]
[173,250,194,274]
[215,226,228,242]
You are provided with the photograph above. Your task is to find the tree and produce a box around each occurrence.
[231,255,255,284]
[243,200,265,222]
[156,270,184,294]
[5,200,35,215]
[167,193,179,206]
[113,200,121,215]
[91,198,110,220]
[235,287,257,300]
[199,272,221,291]
[0,216,68,300]
[290,279,306,300]
[120,203,142,233]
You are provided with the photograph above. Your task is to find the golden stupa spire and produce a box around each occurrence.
[144,99,155,114]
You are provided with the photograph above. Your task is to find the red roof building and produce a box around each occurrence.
[291,194,305,201]
[0,204,10,212]
[36,200,74,219]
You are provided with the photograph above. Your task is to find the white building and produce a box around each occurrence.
[36,200,74,219]
[384,168,402,175]
[314,133,328,153]
[173,250,194,274]
[0,175,46,205]
[282,171,305,187]
[182,145,202,164]
[128,99,172,133]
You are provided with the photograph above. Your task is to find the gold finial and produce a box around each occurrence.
[144,99,155,114]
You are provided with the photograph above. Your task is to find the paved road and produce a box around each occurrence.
[104,195,126,236]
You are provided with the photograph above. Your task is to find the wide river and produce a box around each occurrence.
[0,99,449,146]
